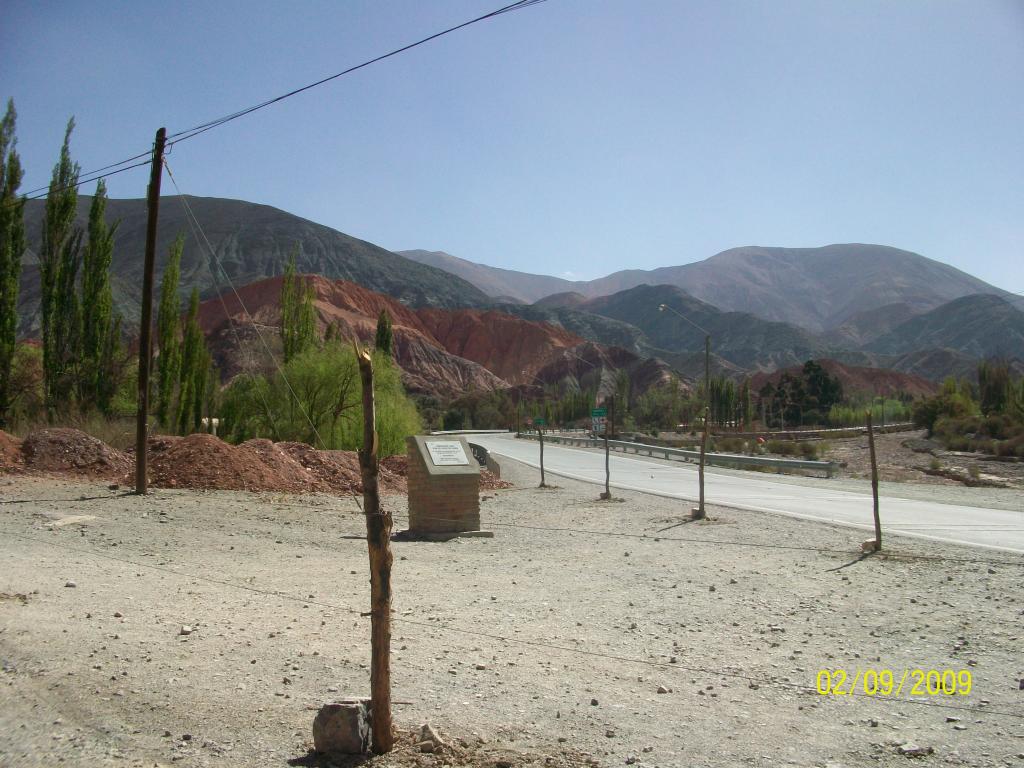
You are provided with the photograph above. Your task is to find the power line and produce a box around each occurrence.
[19,149,154,200]
[5,529,1019,721]
[10,159,153,205]
[165,0,547,148]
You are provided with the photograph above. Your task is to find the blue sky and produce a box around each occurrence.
[4,0,1022,292]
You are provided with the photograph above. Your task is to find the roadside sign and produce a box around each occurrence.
[591,407,607,417]
[533,417,546,426]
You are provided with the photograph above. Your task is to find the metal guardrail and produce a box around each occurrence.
[517,433,837,477]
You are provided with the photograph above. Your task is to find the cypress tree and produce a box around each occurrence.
[177,288,202,434]
[374,308,393,356]
[0,99,25,428]
[80,179,118,411]
[280,249,316,362]
[40,118,81,418]
[156,236,183,428]
[52,226,83,409]
[96,315,123,415]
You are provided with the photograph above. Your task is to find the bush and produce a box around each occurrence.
[799,441,818,459]
[219,343,421,456]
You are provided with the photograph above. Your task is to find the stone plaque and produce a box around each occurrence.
[406,435,484,537]
[426,440,470,466]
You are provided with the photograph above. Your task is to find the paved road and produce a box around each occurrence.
[469,433,1024,554]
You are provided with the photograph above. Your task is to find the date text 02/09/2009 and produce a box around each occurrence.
[816,669,972,697]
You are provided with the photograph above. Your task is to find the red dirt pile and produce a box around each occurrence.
[0,430,24,472]
[3,427,509,495]
[19,428,131,479]
[276,441,406,495]
[145,433,407,494]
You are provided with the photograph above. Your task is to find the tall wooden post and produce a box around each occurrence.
[134,127,167,495]
[356,345,394,754]
[866,410,882,551]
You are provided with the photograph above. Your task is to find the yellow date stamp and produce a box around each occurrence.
[816,669,972,697]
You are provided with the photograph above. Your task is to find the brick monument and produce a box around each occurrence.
[406,435,489,538]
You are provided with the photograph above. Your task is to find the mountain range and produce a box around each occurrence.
[401,244,1012,333]
[12,194,1023,392]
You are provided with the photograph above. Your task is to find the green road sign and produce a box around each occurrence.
[533,417,546,426]
[591,407,607,417]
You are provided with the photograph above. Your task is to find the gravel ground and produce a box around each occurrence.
[1,463,1022,768]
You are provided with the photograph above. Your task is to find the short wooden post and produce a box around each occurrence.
[538,424,546,487]
[355,345,394,754]
[866,410,881,551]
[695,405,708,519]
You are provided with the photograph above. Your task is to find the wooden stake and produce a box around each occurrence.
[866,410,882,551]
[696,405,708,519]
[601,397,612,499]
[355,344,394,754]
[538,423,546,487]
[134,127,167,495]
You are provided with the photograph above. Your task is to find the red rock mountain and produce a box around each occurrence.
[197,275,605,399]
[196,275,505,398]
[749,359,938,399]
[418,308,583,384]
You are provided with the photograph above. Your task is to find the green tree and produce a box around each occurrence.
[219,342,420,455]
[0,99,26,427]
[374,308,394,356]
[79,179,119,412]
[156,237,183,428]
[977,358,1011,416]
[39,118,81,418]
[176,288,204,434]
[280,250,316,362]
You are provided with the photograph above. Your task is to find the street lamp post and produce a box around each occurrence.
[659,303,712,519]
[565,349,614,500]
[522,370,549,488]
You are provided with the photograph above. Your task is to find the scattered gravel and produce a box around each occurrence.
[0,461,1021,767]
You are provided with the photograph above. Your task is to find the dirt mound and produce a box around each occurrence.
[280,443,407,495]
[480,469,513,490]
[0,430,24,472]
[239,439,324,492]
[21,428,130,479]
[148,433,295,492]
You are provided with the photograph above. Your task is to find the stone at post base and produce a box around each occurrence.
[313,698,371,755]
[861,539,880,553]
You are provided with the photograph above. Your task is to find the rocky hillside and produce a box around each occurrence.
[196,275,504,399]
[195,275,675,401]
[399,249,575,304]
[18,196,489,336]
[417,308,583,385]
[865,294,1024,360]
[578,284,829,371]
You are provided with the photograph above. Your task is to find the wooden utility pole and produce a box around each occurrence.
[704,334,711,412]
[866,410,882,551]
[355,345,394,754]
[134,127,167,495]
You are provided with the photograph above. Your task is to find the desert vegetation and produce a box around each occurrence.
[913,359,1024,457]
